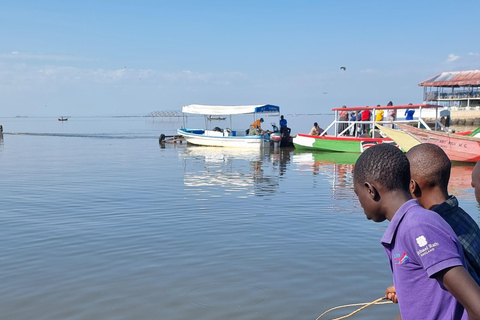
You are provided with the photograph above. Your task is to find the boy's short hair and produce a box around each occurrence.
[354,143,410,191]
[406,143,450,189]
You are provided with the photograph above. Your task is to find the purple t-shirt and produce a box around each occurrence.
[381,199,468,320]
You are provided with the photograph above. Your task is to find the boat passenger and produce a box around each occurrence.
[309,122,323,136]
[249,118,264,136]
[349,112,357,136]
[279,115,291,136]
[338,105,348,135]
[405,103,415,121]
[354,144,480,320]
[375,105,384,122]
[360,107,371,135]
[386,101,395,129]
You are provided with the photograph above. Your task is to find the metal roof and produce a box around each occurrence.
[419,70,480,87]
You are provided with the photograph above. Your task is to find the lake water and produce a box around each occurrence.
[0,116,478,320]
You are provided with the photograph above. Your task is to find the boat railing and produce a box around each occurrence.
[329,118,447,138]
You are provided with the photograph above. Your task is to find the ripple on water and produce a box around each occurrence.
[189,283,267,308]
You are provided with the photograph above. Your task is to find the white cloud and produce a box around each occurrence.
[446,53,460,62]
[360,68,375,74]
[468,52,480,56]
[0,51,85,62]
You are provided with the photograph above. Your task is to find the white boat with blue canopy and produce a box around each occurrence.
[177,104,280,148]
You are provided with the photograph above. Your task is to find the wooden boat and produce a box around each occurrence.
[177,104,280,148]
[293,104,442,153]
[58,117,68,121]
[386,122,480,162]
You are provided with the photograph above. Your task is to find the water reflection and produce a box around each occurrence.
[178,146,293,197]
[292,150,475,197]
[292,151,358,198]
[450,163,475,196]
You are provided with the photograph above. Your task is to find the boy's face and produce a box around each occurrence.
[353,180,385,222]
[471,163,480,204]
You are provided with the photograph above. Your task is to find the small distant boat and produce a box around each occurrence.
[206,115,227,121]
[58,117,68,121]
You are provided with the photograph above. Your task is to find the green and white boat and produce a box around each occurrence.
[293,104,441,153]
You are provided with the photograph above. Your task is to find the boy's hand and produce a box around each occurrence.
[385,285,398,303]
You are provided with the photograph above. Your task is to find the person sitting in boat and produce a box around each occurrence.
[249,118,265,136]
[309,122,324,136]
[279,115,291,136]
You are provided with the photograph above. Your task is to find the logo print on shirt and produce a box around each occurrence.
[416,235,428,247]
[393,252,409,265]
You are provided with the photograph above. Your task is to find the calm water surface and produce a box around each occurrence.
[0,117,478,320]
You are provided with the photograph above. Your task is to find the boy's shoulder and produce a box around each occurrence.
[383,199,457,246]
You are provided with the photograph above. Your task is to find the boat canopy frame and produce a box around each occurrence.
[181,104,280,116]
[181,104,280,132]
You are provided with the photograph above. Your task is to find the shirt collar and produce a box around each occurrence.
[431,195,457,216]
[381,199,419,246]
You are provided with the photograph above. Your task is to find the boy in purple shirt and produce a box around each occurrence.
[353,144,480,320]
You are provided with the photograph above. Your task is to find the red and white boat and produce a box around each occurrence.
[390,122,480,163]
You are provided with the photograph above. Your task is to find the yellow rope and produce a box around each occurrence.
[316,297,392,320]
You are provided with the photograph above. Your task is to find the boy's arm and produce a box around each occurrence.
[436,266,480,320]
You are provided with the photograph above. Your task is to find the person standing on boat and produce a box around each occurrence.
[405,103,415,121]
[338,105,348,135]
[360,107,371,135]
[375,105,384,122]
[354,144,480,320]
[279,115,291,136]
[386,101,396,129]
[349,112,357,136]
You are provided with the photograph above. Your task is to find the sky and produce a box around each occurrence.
[1,0,479,117]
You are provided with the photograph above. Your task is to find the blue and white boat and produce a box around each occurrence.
[177,104,280,148]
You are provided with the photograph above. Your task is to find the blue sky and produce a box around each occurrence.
[1,0,479,117]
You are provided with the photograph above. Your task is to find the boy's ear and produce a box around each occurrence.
[365,182,380,201]
[410,179,421,198]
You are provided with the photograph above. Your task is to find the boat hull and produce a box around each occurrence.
[178,129,269,148]
[293,134,396,153]
[396,123,480,162]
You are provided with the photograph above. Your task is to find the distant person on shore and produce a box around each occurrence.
[405,103,415,121]
[338,105,348,135]
[386,101,396,129]
[309,122,324,136]
[279,115,291,136]
[354,144,480,320]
